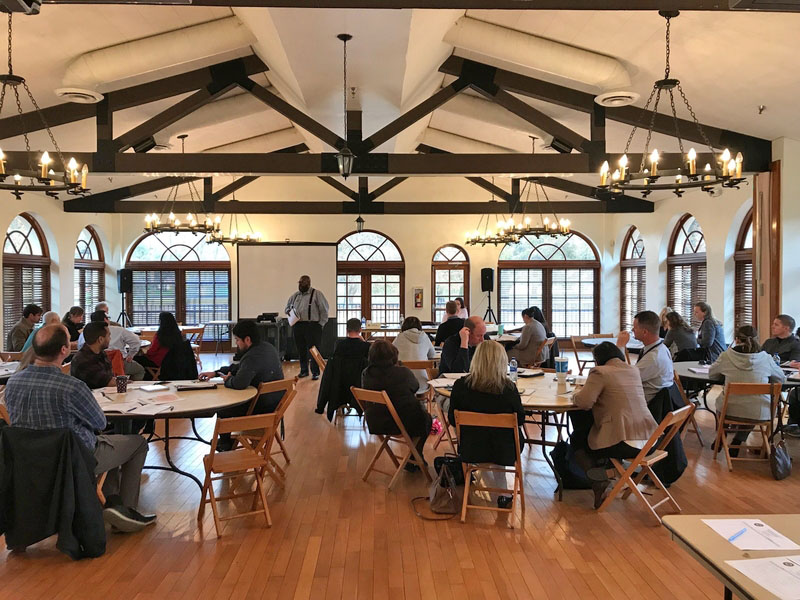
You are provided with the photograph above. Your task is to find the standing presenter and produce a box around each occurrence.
[285,275,330,380]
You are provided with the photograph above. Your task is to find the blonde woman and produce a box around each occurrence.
[448,341,524,506]
[659,306,673,338]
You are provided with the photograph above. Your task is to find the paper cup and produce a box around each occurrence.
[498,324,505,336]
[115,375,128,393]
[555,357,569,382]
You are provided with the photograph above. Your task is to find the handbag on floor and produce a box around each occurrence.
[411,455,463,520]
[770,430,792,480]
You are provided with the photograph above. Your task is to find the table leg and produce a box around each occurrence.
[723,586,732,600]
[143,419,204,492]
[540,410,564,501]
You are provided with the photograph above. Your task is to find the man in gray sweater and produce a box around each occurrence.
[200,320,284,450]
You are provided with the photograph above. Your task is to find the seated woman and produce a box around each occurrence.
[709,325,785,452]
[663,311,698,357]
[393,316,436,393]
[454,297,469,319]
[507,307,548,367]
[572,342,658,508]
[361,340,432,470]
[62,306,85,349]
[133,312,185,379]
[694,301,726,362]
[449,340,525,507]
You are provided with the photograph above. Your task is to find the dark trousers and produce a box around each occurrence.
[569,409,641,478]
[133,354,159,381]
[293,321,322,375]
[788,388,800,425]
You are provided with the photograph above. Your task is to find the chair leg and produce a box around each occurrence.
[644,466,681,514]
[388,445,414,490]
[362,437,389,482]
[197,468,211,522]
[254,470,272,528]
[207,480,223,537]
[720,431,734,472]
[460,464,473,524]
[275,435,291,464]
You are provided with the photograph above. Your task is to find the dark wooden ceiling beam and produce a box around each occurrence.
[318,176,358,200]
[359,78,468,153]
[369,177,408,200]
[43,0,794,11]
[439,56,772,172]
[238,78,345,150]
[212,176,259,202]
[64,199,653,214]
[526,176,653,211]
[63,176,199,212]
[0,55,267,142]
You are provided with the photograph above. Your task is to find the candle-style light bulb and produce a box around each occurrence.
[735,152,743,178]
[40,151,51,179]
[618,154,628,180]
[524,217,531,226]
[728,159,737,177]
[81,164,89,188]
[721,149,731,176]
[612,169,621,182]
[650,149,660,177]
[687,148,697,175]
[704,163,712,181]
[543,216,550,225]
[168,212,175,222]
[14,173,21,184]
[0,148,5,175]
[67,157,79,184]
[600,160,609,186]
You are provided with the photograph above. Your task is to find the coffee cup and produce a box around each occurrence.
[497,324,505,336]
[555,357,569,383]
[115,375,128,393]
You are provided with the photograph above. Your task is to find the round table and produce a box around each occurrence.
[673,361,800,387]
[101,381,257,490]
[581,336,644,352]
[433,374,580,500]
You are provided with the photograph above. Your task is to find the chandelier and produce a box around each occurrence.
[335,33,354,179]
[144,135,221,234]
[598,10,745,198]
[465,179,520,246]
[0,15,89,200]
[208,178,263,244]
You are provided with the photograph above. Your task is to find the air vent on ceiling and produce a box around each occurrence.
[595,91,640,107]
[54,87,104,104]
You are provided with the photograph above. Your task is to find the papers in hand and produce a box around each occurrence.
[725,555,800,600]
[287,308,300,326]
[703,519,800,551]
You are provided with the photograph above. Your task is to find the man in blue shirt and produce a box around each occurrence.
[5,325,155,533]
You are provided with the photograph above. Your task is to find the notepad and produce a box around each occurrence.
[703,519,800,551]
[140,384,169,392]
[441,372,469,380]
[518,368,544,377]
[428,379,453,389]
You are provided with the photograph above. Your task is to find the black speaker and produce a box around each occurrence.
[481,267,494,292]
[117,268,133,294]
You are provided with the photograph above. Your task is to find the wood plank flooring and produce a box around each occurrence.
[2,354,799,599]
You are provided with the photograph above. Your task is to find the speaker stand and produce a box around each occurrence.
[483,290,497,324]
[117,292,133,328]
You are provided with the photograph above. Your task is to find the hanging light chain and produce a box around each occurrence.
[342,35,348,144]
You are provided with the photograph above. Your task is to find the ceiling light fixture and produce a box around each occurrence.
[208,176,263,245]
[144,135,220,235]
[0,14,89,200]
[516,179,571,237]
[599,10,745,199]
[465,179,520,246]
[335,33,354,179]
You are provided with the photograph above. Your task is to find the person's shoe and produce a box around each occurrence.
[592,481,612,509]
[215,436,236,452]
[497,495,513,509]
[103,505,151,533]
[128,508,157,524]
[312,373,320,380]
[785,424,800,438]
[404,462,420,473]
[314,407,324,414]
[298,371,309,378]
[586,466,611,483]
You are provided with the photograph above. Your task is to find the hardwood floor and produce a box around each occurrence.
[2,354,799,599]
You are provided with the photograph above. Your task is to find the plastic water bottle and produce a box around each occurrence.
[361,316,366,329]
[509,358,518,383]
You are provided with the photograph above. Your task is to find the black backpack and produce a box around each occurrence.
[550,441,593,490]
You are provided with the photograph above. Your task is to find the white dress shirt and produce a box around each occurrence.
[77,325,141,358]
[636,339,674,403]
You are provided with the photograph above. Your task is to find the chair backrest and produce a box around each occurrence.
[544,337,556,349]
[672,371,690,406]
[0,352,23,363]
[60,362,72,375]
[250,377,298,417]
[139,330,157,343]
[401,360,435,370]
[631,404,693,463]
[309,346,326,374]
[351,386,414,440]
[183,326,205,344]
[425,367,438,382]
[720,382,782,422]
[210,413,278,457]
[453,410,521,460]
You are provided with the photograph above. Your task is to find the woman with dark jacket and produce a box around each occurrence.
[664,311,698,356]
[694,302,726,362]
[134,312,186,377]
[361,340,432,468]
[62,306,84,342]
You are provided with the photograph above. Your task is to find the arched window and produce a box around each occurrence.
[620,226,646,332]
[432,244,469,322]
[74,226,105,311]
[126,232,230,341]
[734,210,754,328]
[337,230,404,337]
[667,214,707,327]
[3,214,51,347]
[498,232,600,335]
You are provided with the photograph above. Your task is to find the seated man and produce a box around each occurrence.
[71,322,115,390]
[5,325,154,532]
[434,301,464,346]
[95,301,122,327]
[7,303,42,352]
[200,320,284,450]
[20,310,60,353]
[761,314,800,363]
[617,310,673,405]
[439,316,487,375]
[79,310,145,381]
[316,318,370,417]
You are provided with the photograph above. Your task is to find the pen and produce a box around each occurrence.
[728,527,747,543]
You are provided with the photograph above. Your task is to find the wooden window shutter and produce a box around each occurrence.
[735,260,753,328]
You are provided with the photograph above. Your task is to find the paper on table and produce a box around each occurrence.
[101,401,143,413]
[726,555,800,600]
[494,334,519,342]
[441,372,469,380]
[519,387,536,396]
[428,379,453,389]
[127,403,173,416]
[140,384,169,392]
[149,393,180,404]
[702,519,800,551]
[689,366,710,374]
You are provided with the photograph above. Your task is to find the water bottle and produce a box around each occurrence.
[509,358,518,383]
[361,316,366,330]
[774,353,782,367]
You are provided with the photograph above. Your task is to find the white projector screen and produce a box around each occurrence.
[236,242,337,320]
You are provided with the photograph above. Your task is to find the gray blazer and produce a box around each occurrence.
[507,320,548,366]
[664,327,698,355]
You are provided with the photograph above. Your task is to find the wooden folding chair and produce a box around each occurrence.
[571,333,613,375]
[351,387,433,490]
[183,326,205,369]
[60,362,71,375]
[597,404,692,525]
[454,410,525,528]
[673,371,704,447]
[0,352,23,362]
[309,346,326,374]
[198,413,278,537]
[427,367,458,454]
[713,382,780,472]
[138,330,157,344]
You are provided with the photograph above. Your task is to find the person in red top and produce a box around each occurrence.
[134,312,184,378]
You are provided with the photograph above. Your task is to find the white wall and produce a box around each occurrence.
[0,182,756,340]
